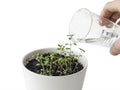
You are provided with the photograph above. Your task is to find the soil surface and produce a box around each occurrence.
[26,53,84,76]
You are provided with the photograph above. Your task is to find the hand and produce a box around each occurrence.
[110,38,120,56]
[100,0,120,56]
[100,0,120,24]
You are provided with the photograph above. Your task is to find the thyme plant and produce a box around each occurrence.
[26,34,85,76]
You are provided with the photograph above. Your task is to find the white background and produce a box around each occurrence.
[0,0,120,90]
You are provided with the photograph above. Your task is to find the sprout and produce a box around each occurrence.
[26,34,85,76]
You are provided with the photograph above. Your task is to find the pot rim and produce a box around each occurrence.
[22,47,88,77]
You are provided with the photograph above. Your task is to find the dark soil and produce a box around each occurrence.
[25,53,84,76]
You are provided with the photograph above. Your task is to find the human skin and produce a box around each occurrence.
[100,0,120,56]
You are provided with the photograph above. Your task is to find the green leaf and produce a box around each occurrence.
[67,34,74,37]
[65,43,69,45]
[57,48,60,50]
[73,43,77,45]
[44,60,49,65]
[36,63,41,66]
[63,70,67,75]
[58,58,63,61]
[79,48,85,52]
[66,48,70,50]
[58,44,61,47]
[68,38,72,40]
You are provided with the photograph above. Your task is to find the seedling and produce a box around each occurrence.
[26,34,85,76]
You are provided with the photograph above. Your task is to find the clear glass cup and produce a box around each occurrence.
[69,8,120,47]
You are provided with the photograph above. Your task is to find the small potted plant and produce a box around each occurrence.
[22,35,88,90]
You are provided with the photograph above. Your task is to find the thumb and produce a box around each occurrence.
[110,38,120,56]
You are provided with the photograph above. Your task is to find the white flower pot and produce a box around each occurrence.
[22,48,88,90]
